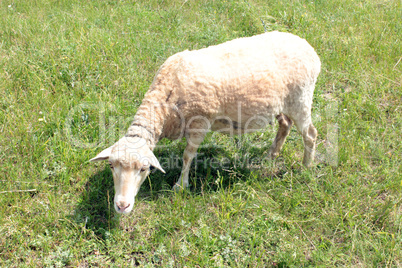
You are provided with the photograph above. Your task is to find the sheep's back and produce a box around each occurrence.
[171,32,319,114]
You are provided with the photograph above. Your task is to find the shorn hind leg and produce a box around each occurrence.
[292,115,318,167]
[268,113,293,159]
[301,123,317,167]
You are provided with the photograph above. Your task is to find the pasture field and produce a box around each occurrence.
[0,0,401,266]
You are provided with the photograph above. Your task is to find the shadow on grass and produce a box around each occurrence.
[149,138,291,194]
[72,168,118,238]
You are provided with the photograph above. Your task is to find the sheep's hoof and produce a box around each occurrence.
[268,149,279,160]
[173,183,188,192]
[302,159,313,168]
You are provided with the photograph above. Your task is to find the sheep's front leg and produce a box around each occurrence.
[173,126,208,192]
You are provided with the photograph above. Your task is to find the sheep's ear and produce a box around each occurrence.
[150,157,165,173]
[143,149,165,173]
[89,147,112,162]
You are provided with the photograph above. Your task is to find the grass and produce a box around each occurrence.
[0,0,401,266]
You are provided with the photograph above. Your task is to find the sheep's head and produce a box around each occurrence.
[89,136,165,214]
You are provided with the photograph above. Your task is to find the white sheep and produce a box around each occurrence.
[90,31,321,214]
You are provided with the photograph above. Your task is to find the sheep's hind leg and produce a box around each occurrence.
[300,123,317,167]
[292,116,318,167]
[173,129,207,192]
[268,114,293,159]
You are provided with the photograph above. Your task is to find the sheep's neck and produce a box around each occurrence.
[125,100,168,150]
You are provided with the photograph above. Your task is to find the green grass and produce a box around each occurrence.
[0,0,401,266]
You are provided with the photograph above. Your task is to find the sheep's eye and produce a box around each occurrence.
[140,166,148,173]
[109,162,114,169]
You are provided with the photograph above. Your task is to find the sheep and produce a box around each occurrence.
[90,31,321,214]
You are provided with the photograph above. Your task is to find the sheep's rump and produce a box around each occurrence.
[151,31,321,136]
